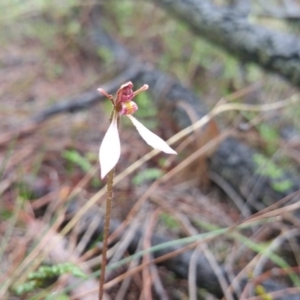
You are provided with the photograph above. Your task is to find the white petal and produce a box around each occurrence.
[127,115,177,155]
[99,117,120,179]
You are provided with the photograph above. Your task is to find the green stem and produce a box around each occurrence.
[99,168,114,299]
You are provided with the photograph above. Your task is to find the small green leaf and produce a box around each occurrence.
[271,179,293,192]
[14,263,87,296]
[253,154,283,179]
[134,92,158,130]
[257,124,279,154]
[14,281,38,296]
[62,150,92,172]
[253,154,293,193]
[258,124,279,142]
[160,213,179,229]
[1,209,13,220]
[132,168,163,185]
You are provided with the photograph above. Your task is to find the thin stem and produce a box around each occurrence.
[99,110,118,299]
[99,168,115,299]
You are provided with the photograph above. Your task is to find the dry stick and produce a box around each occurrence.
[141,210,159,300]
[76,215,103,256]
[253,228,300,277]
[234,190,300,228]
[0,122,40,148]
[209,171,252,218]
[99,168,115,300]
[150,194,197,236]
[202,243,235,300]
[234,255,263,300]
[239,229,300,298]
[242,200,300,226]
[149,261,169,300]
[106,217,141,279]
[188,244,201,300]
[115,237,144,300]
[68,164,99,200]
[252,266,300,288]
[140,216,152,300]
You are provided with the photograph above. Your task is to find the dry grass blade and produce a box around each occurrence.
[150,194,198,236]
[243,200,300,225]
[106,218,141,280]
[253,228,300,277]
[114,238,144,300]
[209,171,252,218]
[75,214,103,256]
[0,122,40,148]
[149,262,169,300]
[188,244,201,300]
[140,210,159,300]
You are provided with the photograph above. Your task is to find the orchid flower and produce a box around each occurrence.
[98,81,177,179]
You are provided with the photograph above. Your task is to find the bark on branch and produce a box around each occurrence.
[151,0,300,87]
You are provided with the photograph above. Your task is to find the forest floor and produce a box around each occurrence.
[1,1,300,300]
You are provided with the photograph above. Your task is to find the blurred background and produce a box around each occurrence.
[1,0,300,299]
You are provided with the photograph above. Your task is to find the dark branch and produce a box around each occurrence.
[151,0,300,87]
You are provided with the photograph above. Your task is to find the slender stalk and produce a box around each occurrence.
[99,106,118,299]
[99,167,115,299]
